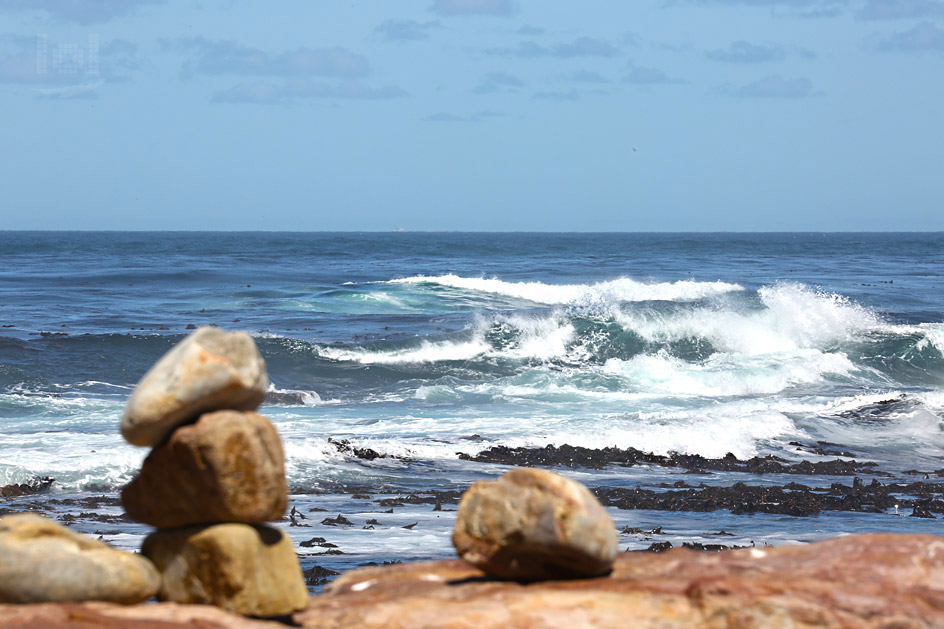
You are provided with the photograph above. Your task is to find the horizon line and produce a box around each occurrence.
[2,229,943,235]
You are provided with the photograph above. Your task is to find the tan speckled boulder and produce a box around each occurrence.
[143,523,308,618]
[122,410,288,528]
[0,513,160,605]
[452,468,618,581]
[120,326,268,447]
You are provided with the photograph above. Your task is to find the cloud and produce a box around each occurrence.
[792,7,844,17]
[857,0,944,20]
[425,112,468,122]
[430,0,516,16]
[622,62,682,85]
[565,69,610,83]
[473,71,523,93]
[0,0,163,24]
[165,38,370,78]
[875,21,944,50]
[670,0,845,6]
[532,89,580,101]
[97,38,141,80]
[212,81,281,104]
[667,0,849,17]
[34,78,103,99]
[374,19,441,42]
[518,25,544,35]
[424,110,503,122]
[706,41,787,62]
[212,79,406,104]
[727,74,813,97]
[487,36,619,58]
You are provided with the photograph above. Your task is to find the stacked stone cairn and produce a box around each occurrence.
[452,467,619,581]
[119,326,308,617]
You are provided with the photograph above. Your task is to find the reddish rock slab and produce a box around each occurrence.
[294,533,944,628]
[0,601,281,628]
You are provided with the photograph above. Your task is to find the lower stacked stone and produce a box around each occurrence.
[122,410,307,617]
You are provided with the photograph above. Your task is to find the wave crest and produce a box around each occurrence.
[387,274,743,305]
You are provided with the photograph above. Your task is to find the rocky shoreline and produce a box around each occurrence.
[5,438,944,598]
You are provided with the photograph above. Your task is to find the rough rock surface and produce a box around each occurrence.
[452,468,618,580]
[0,601,283,628]
[120,326,268,447]
[296,533,944,628]
[142,523,308,617]
[122,410,287,528]
[0,513,159,605]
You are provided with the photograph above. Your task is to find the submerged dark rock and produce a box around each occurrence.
[299,537,328,548]
[681,541,748,552]
[304,565,340,587]
[321,514,354,527]
[375,490,462,507]
[329,438,411,462]
[459,443,883,476]
[0,477,55,498]
[593,478,944,517]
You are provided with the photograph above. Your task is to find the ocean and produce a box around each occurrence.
[2,232,943,587]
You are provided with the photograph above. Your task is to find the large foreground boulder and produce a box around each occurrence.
[122,410,288,528]
[452,468,618,581]
[0,513,159,605]
[295,533,944,628]
[121,326,268,447]
[142,523,307,617]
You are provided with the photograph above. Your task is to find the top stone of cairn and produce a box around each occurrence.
[120,326,268,447]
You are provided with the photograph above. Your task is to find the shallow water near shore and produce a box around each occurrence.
[2,232,943,590]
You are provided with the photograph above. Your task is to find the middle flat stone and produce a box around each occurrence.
[122,410,288,528]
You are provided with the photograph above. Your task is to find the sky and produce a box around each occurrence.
[1,0,942,231]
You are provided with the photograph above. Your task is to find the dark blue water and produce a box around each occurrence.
[1,232,943,565]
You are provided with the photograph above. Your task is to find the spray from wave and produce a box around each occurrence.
[387,274,744,305]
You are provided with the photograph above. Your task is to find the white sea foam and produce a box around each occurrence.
[602,348,856,398]
[821,392,907,415]
[0,435,144,490]
[317,338,492,364]
[917,389,944,411]
[313,313,577,365]
[917,323,944,355]
[614,283,880,356]
[414,385,462,402]
[529,410,800,459]
[388,274,743,305]
[265,383,322,406]
[314,282,893,369]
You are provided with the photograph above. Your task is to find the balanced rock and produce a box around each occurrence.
[122,410,288,528]
[0,513,160,605]
[121,326,268,447]
[452,468,618,581]
[143,523,308,617]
